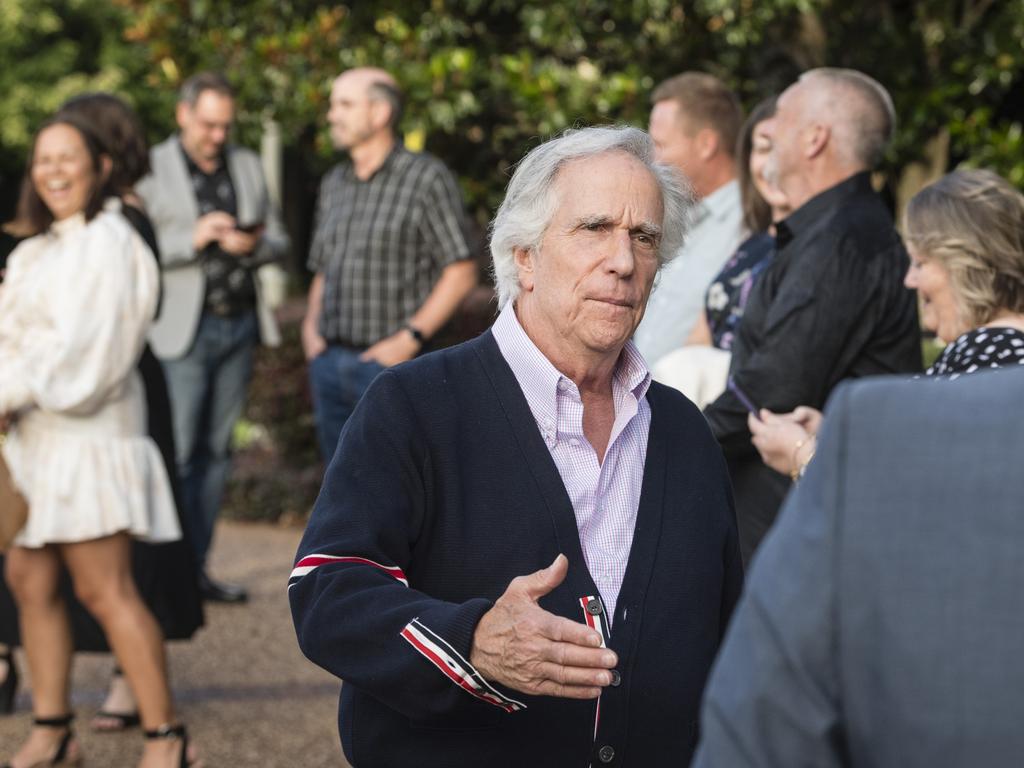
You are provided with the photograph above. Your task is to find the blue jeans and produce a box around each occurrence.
[308,345,384,462]
[162,311,258,569]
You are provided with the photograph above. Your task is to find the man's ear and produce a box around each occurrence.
[805,123,830,160]
[369,99,392,133]
[513,246,536,292]
[695,127,720,161]
[175,102,190,132]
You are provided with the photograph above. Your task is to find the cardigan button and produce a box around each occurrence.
[609,669,621,687]
[598,745,615,763]
[586,597,604,616]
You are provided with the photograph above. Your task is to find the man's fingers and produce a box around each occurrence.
[536,659,614,687]
[545,641,617,670]
[515,554,569,601]
[542,613,609,650]
[532,680,603,700]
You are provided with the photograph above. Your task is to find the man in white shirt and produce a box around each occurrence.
[633,72,745,366]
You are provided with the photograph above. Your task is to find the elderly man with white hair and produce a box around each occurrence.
[289,125,742,767]
[703,68,921,565]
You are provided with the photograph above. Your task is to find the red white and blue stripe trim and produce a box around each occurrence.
[288,554,409,589]
[580,595,609,750]
[400,618,527,713]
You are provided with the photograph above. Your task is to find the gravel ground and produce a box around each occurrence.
[0,521,350,767]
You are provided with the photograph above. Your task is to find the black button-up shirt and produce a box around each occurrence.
[182,147,256,317]
[307,145,472,347]
[704,172,922,561]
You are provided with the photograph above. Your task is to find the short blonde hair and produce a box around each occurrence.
[903,168,1024,328]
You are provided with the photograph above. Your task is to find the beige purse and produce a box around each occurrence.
[0,437,28,550]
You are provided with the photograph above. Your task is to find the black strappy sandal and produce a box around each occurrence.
[144,723,199,768]
[1,713,81,767]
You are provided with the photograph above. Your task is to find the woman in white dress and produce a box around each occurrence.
[0,117,197,767]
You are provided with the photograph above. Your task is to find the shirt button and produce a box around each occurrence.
[610,669,621,687]
[598,745,615,763]
[569,438,580,448]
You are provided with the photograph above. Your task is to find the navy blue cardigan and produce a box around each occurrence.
[290,331,742,767]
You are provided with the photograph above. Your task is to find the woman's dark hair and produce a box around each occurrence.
[736,96,777,234]
[57,92,150,193]
[8,115,113,237]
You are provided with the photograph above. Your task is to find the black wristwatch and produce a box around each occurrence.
[403,323,427,347]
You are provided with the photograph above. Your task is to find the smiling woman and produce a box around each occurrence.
[0,117,199,767]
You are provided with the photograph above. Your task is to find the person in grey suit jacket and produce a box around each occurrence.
[136,72,289,603]
[692,365,1024,768]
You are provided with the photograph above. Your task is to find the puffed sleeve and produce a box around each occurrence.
[0,212,159,416]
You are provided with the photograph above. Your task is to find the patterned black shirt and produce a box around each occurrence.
[182,147,256,317]
[927,326,1024,379]
[307,145,472,347]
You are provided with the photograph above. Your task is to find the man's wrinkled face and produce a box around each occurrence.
[327,74,377,150]
[177,90,234,165]
[515,151,664,359]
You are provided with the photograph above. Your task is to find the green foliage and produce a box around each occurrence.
[1,0,1022,223]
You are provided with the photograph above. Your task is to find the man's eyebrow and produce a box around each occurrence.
[571,214,616,229]
[633,221,662,239]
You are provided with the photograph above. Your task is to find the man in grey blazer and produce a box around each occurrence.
[137,71,289,602]
[693,366,1024,767]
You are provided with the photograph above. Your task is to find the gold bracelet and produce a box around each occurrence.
[789,436,814,482]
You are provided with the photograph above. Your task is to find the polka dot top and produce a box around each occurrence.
[926,326,1024,379]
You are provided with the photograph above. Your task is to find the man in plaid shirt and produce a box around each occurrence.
[302,67,478,460]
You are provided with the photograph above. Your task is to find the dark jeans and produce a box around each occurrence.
[162,310,258,569]
[308,345,384,462]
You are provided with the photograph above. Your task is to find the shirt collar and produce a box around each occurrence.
[701,179,741,222]
[49,198,121,238]
[776,171,874,247]
[342,142,405,182]
[178,139,226,176]
[491,302,652,427]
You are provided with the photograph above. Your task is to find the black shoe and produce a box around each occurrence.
[0,647,17,715]
[2,713,80,767]
[145,723,197,767]
[198,572,248,604]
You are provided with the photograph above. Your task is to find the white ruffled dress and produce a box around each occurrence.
[0,202,180,548]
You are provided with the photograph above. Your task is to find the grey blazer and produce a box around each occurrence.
[136,136,290,360]
[693,366,1024,768]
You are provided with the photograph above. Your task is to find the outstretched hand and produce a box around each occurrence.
[469,554,617,700]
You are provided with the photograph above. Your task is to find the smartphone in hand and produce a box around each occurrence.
[235,221,264,235]
[727,376,761,421]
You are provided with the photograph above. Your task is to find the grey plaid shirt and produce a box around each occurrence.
[308,145,472,347]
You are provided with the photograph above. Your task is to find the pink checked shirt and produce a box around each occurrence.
[492,303,652,625]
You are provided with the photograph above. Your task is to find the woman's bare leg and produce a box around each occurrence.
[4,545,80,767]
[62,534,193,767]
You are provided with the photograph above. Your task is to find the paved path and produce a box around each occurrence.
[0,522,350,767]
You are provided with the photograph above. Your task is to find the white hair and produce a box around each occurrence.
[489,125,696,308]
[799,68,896,169]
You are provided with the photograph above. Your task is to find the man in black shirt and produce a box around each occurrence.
[704,68,921,564]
